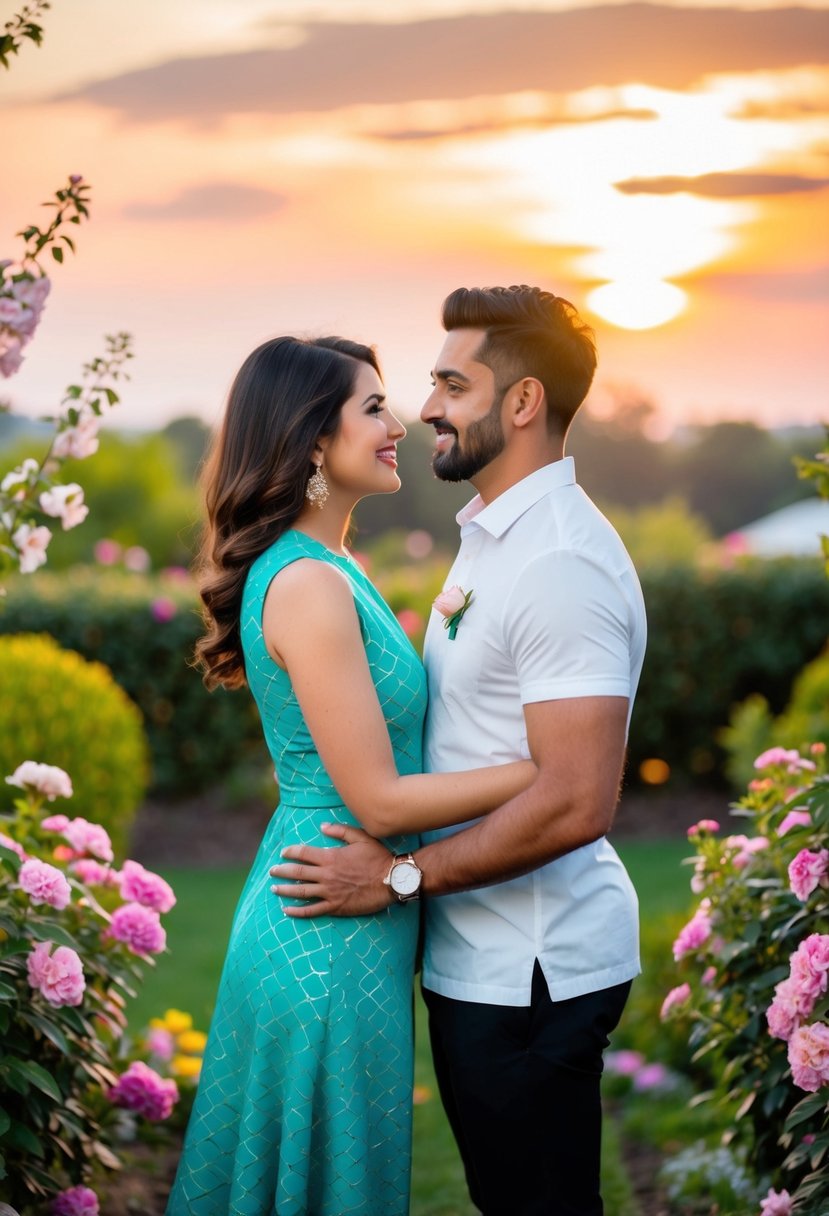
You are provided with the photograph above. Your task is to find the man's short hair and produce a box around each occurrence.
[442,285,597,435]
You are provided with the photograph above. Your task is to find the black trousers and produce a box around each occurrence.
[423,963,631,1216]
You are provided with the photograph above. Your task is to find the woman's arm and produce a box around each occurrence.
[262,558,535,837]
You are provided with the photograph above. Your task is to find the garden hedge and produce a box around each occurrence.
[1,559,826,796]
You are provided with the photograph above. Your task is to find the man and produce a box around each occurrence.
[271,284,647,1215]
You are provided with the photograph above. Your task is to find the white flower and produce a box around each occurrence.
[1,457,39,495]
[52,416,100,461]
[6,761,73,801]
[11,522,51,573]
[39,482,89,530]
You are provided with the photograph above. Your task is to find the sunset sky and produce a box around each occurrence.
[2,0,828,437]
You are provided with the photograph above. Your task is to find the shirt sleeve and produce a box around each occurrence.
[502,548,633,705]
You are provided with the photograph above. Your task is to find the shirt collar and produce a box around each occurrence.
[456,457,577,538]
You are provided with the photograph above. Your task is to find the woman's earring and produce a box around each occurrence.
[306,463,329,509]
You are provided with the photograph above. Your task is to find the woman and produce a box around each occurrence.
[166,336,533,1216]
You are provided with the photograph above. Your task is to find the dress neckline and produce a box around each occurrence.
[285,528,357,567]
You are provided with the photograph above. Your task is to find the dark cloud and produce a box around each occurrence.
[55,5,829,124]
[123,182,287,221]
[615,172,829,197]
[369,108,658,142]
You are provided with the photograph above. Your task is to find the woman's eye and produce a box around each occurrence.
[368,403,383,414]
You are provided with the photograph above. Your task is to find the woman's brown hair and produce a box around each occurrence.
[195,335,380,690]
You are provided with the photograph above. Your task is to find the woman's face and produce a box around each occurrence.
[320,361,406,500]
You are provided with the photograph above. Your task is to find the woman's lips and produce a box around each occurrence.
[376,446,398,465]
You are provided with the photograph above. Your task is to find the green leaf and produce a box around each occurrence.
[51,246,63,263]
[0,1118,44,1156]
[0,980,16,1001]
[21,1010,70,1055]
[27,921,81,951]
[9,1059,62,1102]
[0,1110,9,1137]
[784,1090,829,1131]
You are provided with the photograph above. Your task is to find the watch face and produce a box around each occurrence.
[391,861,421,896]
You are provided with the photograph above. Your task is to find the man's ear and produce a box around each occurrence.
[508,377,546,429]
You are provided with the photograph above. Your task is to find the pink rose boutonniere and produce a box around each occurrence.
[433,585,474,640]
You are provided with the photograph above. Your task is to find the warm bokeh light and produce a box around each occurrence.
[587,280,687,330]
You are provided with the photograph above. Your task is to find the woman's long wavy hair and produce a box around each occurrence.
[195,335,380,690]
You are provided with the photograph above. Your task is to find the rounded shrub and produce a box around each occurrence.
[0,633,149,853]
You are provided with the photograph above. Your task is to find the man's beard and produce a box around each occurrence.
[432,390,506,483]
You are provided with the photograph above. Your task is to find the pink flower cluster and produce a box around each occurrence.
[19,858,71,910]
[672,901,712,961]
[754,746,817,775]
[108,902,167,956]
[6,761,73,801]
[767,934,829,1042]
[27,940,85,1007]
[686,818,720,838]
[0,831,27,860]
[119,860,176,913]
[71,857,120,887]
[146,1026,175,1061]
[108,1060,178,1121]
[660,982,691,1020]
[41,814,113,862]
[724,833,769,870]
[604,1050,675,1092]
[0,271,50,377]
[52,412,100,461]
[51,1186,99,1216]
[759,1189,792,1216]
[788,847,829,902]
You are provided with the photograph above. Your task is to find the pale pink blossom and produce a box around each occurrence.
[690,857,708,894]
[71,858,120,887]
[788,848,829,901]
[27,940,85,1007]
[39,482,89,530]
[123,545,151,572]
[119,860,176,913]
[701,966,717,986]
[660,983,691,1020]
[93,537,121,564]
[787,758,817,775]
[11,522,51,573]
[0,456,39,494]
[754,747,802,770]
[42,813,71,831]
[0,332,24,376]
[108,902,167,956]
[19,859,71,910]
[146,1026,175,1061]
[724,834,769,870]
[778,810,812,837]
[767,980,804,1041]
[63,817,113,862]
[686,819,720,837]
[6,762,73,801]
[788,1022,829,1092]
[108,1060,178,1120]
[52,416,100,460]
[790,934,829,1006]
[605,1049,644,1076]
[0,297,25,326]
[434,585,469,617]
[51,1185,99,1216]
[632,1062,671,1091]
[0,832,27,860]
[672,902,713,960]
[12,274,50,311]
[396,608,423,638]
[759,1189,792,1216]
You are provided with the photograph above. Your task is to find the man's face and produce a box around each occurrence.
[421,328,507,483]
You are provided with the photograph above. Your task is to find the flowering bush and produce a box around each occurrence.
[662,744,829,1211]
[0,761,180,1211]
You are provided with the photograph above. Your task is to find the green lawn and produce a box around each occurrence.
[130,839,693,1214]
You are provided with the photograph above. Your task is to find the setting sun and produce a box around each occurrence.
[587,279,687,330]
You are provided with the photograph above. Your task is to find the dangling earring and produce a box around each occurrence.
[306,462,329,509]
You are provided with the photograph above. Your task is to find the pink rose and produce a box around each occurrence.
[71,858,120,887]
[147,1026,175,1061]
[108,1060,178,1121]
[51,1186,99,1216]
[11,522,51,573]
[686,819,720,837]
[790,934,829,1007]
[39,482,89,531]
[788,1022,829,1092]
[778,810,812,836]
[19,858,71,910]
[6,761,73,801]
[42,814,71,831]
[27,940,85,1007]
[434,585,469,617]
[0,831,27,860]
[754,747,802,769]
[64,817,113,862]
[788,848,829,901]
[605,1049,644,1076]
[760,1189,792,1216]
[119,860,176,913]
[660,983,691,1021]
[672,902,712,960]
[52,417,100,460]
[724,834,769,870]
[108,902,167,956]
[767,980,803,1041]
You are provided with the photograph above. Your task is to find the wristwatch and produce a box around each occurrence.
[383,853,423,903]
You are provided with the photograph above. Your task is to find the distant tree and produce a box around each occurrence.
[602,496,712,568]
[568,393,672,508]
[162,414,211,481]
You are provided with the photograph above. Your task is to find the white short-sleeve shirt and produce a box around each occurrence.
[421,457,646,1006]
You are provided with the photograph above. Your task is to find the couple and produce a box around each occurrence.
[167,284,647,1216]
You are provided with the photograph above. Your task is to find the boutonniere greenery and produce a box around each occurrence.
[433,585,474,641]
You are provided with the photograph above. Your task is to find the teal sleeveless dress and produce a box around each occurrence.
[167,530,426,1216]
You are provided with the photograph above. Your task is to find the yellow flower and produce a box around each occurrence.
[162,1008,192,1034]
[171,1054,202,1078]
[176,1030,207,1054]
